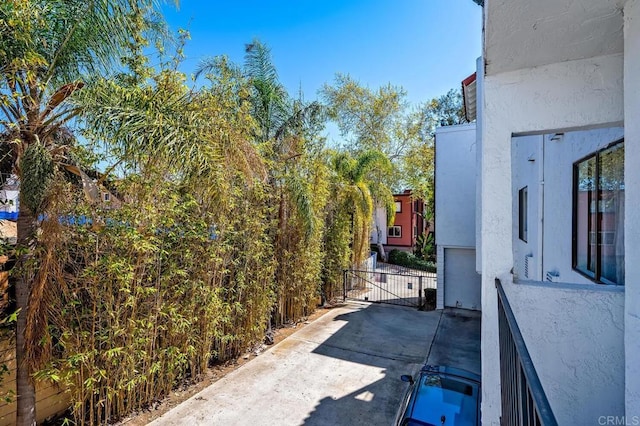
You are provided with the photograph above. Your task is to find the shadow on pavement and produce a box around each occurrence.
[302,303,440,426]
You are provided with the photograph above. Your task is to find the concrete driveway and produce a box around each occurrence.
[427,308,481,375]
[149,303,480,426]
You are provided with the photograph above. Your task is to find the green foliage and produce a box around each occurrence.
[33,166,275,424]
[321,75,410,261]
[0,8,461,424]
[243,39,290,144]
[20,142,54,214]
[321,73,407,160]
[402,88,467,217]
[388,249,436,273]
[0,3,176,422]
[421,89,467,137]
[414,232,435,262]
[19,41,333,424]
[0,0,171,87]
[331,150,385,267]
[231,39,329,325]
[321,204,352,301]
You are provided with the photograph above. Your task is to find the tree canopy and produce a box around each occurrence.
[0,3,470,423]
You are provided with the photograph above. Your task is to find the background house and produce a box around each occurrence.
[0,175,18,222]
[434,122,480,311]
[370,190,427,252]
[0,174,18,245]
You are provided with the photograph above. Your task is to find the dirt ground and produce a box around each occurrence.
[115,307,332,426]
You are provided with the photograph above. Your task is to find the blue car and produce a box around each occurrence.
[394,365,481,426]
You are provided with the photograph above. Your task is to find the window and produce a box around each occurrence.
[589,231,615,246]
[103,192,111,202]
[518,186,528,242]
[573,139,624,285]
[395,201,402,213]
[388,226,402,238]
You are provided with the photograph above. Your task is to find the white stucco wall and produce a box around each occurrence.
[624,0,640,416]
[0,189,19,219]
[436,245,445,310]
[435,123,477,248]
[511,135,542,281]
[370,206,388,245]
[508,127,627,425]
[480,53,624,424]
[542,128,624,285]
[503,280,625,425]
[435,123,480,313]
[475,57,484,275]
[511,128,625,284]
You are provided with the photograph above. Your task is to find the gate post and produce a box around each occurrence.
[418,276,423,309]
[343,269,347,302]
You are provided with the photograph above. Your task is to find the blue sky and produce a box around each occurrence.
[161,0,482,108]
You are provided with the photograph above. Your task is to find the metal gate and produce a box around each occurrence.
[342,262,436,309]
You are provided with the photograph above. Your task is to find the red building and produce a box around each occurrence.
[385,190,427,250]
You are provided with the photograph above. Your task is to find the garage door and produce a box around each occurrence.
[444,248,481,310]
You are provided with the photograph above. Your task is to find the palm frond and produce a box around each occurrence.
[383,192,396,226]
[274,101,322,143]
[285,173,314,239]
[193,56,217,81]
[243,39,291,143]
[332,151,355,181]
[353,149,390,182]
[244,39,279,88]
[355,181,373,220]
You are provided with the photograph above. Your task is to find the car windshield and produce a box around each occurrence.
[410,375,478,425]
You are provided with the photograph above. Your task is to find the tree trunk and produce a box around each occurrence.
[376,226,387,262]
[372,206,386,262]
[15,206,36,426]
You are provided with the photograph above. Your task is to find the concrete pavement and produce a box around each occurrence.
[149,303,480,426]
[427,308,481,375]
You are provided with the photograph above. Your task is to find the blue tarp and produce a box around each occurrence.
[0,212,18,220]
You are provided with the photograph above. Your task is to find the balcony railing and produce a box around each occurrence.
[496,278,558,426]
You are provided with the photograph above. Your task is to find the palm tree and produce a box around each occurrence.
[243,41,328,325]
[332,150,393,266]
[196,41,322,231]
[0,2,168,424]
[196,40,326,326]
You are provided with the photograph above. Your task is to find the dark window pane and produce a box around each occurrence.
[599,144,624,285]
[575,156,596,275]
[519,187,528,242]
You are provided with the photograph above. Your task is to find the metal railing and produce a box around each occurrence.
[496,278,558,426]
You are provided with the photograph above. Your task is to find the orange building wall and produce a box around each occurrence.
[387,193,416,247]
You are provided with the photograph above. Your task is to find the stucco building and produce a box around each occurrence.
[434,123,480,311]
[468,0,640,424]
[371,190,427,251]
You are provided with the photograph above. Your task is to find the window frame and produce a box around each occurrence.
[572,138,624,285]
[388,225,402,238]
[395,201,402,213]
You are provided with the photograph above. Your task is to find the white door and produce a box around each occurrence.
[444,248,481,310]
